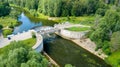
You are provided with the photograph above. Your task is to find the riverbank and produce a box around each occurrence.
[43,52,60,67]
[55,32,108,60]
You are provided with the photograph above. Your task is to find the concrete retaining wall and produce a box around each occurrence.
[32,31,43,52]
[60,29,88,39]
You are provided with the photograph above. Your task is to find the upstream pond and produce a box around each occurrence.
[14,13,110,67]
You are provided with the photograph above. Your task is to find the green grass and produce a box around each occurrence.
[22,38,36,47]
[106,51,120,67]
[0,38,36,55]
[53,16,95,26]
[2,29,13,37]
[37,12,49,19]
[65,27,90,32]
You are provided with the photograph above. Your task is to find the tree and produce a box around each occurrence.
[89,9,120,54]
[0,2,11,17]
[53,0,62,17]
[96,8,106,16]
[0,42,49,67]
[0,25,3,30]
[110,31,120,52]
[65,64,73,67]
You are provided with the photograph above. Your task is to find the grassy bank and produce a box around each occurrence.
[10,4,58,26]
[10,4,96,26]
[0,38,36,55]
[65,27,90,32]
[106,51,120,67]
[53,16,95,26]
[0,17,19,28]
[10,4,96,27]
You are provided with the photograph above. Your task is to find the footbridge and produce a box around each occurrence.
[33,26,58,35]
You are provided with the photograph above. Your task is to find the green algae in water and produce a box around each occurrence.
[44,36,111,67]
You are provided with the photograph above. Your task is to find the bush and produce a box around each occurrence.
[0,25,3,30]
[0,2,11,17]
[110,31,120,52]
[2,29,13,37]
[96,8,106,16]
[106,51,120,67]
[65,64,74,67]
[32,32,36,38]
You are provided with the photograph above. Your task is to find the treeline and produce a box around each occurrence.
[0,2,11,17]
[1,0,120,17]
[89,7,120,55]
[88,7,120,67]
[38,0,100,16]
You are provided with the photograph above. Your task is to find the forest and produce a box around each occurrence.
[0,0,120,67]
[0,0,119,17]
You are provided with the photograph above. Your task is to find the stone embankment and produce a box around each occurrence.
[43,52,60,67]
[72,39,108,59]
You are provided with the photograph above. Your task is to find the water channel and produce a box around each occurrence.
[14,13,110,67]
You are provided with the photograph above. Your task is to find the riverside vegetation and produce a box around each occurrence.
[0,0,120,67]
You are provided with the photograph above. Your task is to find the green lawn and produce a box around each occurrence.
[53,16,95,26]
[0,38,36,55]
[65,27,90,32]
[31,12,95,26]
[22,38,36,47]
[107,51,120,67]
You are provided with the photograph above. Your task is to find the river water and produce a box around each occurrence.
[14,13,110,67]
[13,13,42,34]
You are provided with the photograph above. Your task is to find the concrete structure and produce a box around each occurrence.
[60,29,88,39]
[0,30,43,52]
[34,26,58,34]
[32,31,43,52]
[54,22,90,39]
[0,26,59,52]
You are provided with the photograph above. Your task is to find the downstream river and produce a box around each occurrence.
[14,13,110,67]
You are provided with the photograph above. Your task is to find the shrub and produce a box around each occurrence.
[0,25,3,30]
[2,29,13,37]
[32,32,36,38]
[107,51,120,67]
[65,64,74,67]
[96,8,106,16]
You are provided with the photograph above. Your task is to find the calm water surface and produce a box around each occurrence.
[13,13,42,34]
[44,36,111,67]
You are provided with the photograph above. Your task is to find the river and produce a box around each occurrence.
[14,13,110,67]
